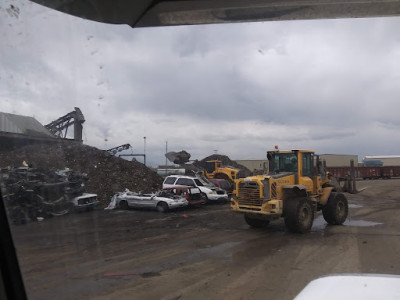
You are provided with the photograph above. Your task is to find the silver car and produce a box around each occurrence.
[116,190,188,212]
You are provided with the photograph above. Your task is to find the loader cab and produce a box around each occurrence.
[267,150,316,193]
[267,151,299,174]
[205,160,221,173]
[268,150,314,176]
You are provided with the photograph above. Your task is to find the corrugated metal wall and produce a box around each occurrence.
[0,112,53,137]
[0,113,24,134]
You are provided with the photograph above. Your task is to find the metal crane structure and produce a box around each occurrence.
[106,144,132,155]
[45,107,85,141]
[107,143,146,166]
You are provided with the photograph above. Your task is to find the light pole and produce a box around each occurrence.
[165,141,168,176]
[143,136,146,166]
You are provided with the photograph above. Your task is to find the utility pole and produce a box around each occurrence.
[143,136,146,166]
[165,141,168,176]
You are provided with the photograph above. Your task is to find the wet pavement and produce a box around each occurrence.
[10,179,400,300]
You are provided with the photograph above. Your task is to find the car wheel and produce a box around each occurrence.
[201,193,209,203]
[156,202,169,213]
[119,200,128,210]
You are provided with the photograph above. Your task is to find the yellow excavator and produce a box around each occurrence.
[231,149,348,233]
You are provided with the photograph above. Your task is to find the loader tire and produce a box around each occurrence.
[244,214,270,228]
[322,192,348,225]
[284,198,314,233]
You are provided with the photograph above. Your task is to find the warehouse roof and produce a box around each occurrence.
[364,156,400,159]
[0,112,54,138]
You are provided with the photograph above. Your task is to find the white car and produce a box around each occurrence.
[70,193,99,211]
[115,189,188,212]
[162,175,228,202]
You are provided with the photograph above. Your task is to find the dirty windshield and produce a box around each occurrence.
[2,0,400,299]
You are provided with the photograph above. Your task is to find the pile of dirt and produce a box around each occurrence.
[0,142,163,206]
[193,154,252,178]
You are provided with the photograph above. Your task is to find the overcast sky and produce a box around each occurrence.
[1,0,400,167]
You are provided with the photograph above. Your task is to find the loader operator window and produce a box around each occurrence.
[272,153,298,173]
[302,153,313,178]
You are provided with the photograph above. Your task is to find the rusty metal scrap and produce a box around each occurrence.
[1,167,91,224]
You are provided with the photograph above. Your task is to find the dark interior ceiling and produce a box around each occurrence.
[29,0,400,27]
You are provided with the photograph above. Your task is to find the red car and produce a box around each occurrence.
[162,186,207,206]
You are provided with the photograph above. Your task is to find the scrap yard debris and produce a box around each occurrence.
[1,166,97,224]
[0,142,163,207]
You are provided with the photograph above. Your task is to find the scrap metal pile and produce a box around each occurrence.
[0,142,163,207]
[0,166,93,224]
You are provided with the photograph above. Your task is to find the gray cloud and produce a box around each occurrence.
[2,0,400,166]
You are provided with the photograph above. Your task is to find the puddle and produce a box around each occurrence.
[195,241,242,257]
[344,220,383,227]
[311,216,327,231]
[312,215,383,231]
[348,204,363,208]
[141,271,161,278]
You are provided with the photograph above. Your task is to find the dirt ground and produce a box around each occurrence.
[10,179,400,300]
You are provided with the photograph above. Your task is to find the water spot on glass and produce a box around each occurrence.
[6,4,20,18]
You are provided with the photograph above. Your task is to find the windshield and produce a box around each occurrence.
[194,178,204,186]
[2,1,400,300]
[270,153,298,173]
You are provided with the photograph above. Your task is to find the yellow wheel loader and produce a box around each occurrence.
[203,160,239,183]
[230,149,348,233]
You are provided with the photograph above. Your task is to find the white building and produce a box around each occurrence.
[363,156,400,166]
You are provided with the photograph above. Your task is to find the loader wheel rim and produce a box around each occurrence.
[336,201,345,218]
[300,205,311,225]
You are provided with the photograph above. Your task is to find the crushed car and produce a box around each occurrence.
[162,186,207,206]
[1,166,98,224]
[108,189,188,212]
[56,169,99,211]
